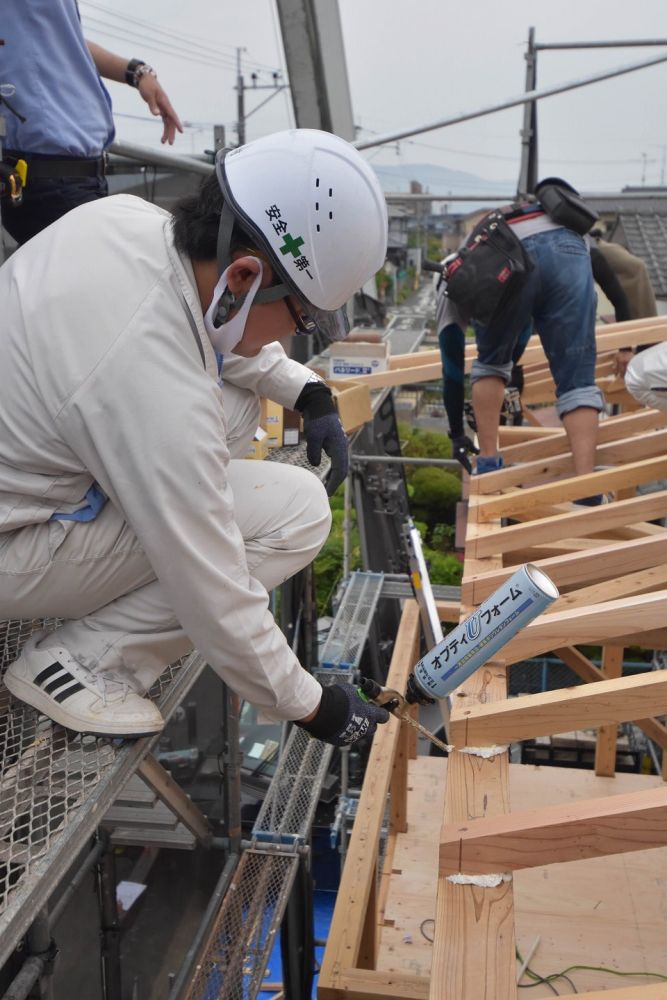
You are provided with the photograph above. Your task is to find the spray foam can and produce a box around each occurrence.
[409,563,559,702]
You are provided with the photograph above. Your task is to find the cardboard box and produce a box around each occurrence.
[260,398,284,450]
[329,340,390,379]
[245,426,269,460]
[329,378,373,432]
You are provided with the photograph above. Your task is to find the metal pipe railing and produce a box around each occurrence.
[354,51,667,151]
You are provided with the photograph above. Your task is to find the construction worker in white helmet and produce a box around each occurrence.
[0,128,391,747]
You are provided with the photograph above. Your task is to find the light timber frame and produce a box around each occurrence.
[319,319,667,1000]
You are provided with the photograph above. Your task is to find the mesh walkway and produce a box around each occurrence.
[0,618,206,968]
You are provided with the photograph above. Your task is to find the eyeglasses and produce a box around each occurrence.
[285,296,317,336]
[236,246,318,336]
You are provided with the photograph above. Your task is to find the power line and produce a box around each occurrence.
[82,16,239,71]
[79,0,282,74]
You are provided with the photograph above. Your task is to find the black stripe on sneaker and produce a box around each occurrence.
[34,662,65,686]
[53,682,85,703]
[44,672,77,695]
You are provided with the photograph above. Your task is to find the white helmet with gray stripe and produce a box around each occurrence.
[212,128,388,343]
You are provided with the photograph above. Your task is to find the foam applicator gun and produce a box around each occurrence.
[406,563,559,705]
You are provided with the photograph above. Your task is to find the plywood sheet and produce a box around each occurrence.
[377,758,667,998]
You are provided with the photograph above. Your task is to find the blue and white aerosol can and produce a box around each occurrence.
[407,563,559,703]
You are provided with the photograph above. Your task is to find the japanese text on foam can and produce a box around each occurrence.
[412,564,559,700]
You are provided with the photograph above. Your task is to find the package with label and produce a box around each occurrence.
[260,398,284,450]
[282,408,302,446]
[245,426,269,460]
[329,340,390,379]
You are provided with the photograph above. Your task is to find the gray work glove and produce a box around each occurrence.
[297,682,390,747]
[450,433,479,475]
[295,382,349,495]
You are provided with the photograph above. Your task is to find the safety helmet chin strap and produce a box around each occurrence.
[205,201,294,353]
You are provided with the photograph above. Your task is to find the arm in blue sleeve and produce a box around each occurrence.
[438,322,466,437]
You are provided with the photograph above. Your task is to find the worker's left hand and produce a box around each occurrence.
[298,383,349,495]
[450,433,479,475]
[138,75,184,145]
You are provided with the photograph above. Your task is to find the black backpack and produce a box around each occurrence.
[444,210,533,327]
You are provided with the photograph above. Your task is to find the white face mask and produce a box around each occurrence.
[203,259,264,355]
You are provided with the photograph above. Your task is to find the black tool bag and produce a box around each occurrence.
[536,183,599,235]
[444,211,533,327]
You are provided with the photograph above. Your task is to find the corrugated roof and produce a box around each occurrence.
[619,213,667,297]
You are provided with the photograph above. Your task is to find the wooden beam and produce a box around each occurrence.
[475,455,667,521]
[555,646,667,755]
[479,427,667,492]
[465,533,667,604]
[440,785,667,874]
[450,669,667,747]
[550,564,667,614]
[352,361,443,390]
[319,601,421,997]
[594,646,624,777]
[466,491,667,559]
[332,968,430,1000]
[498,408,667,466]
[498,590,667,665]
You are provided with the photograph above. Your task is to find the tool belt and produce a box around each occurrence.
[3,151,107,179]
[444,210,534,328]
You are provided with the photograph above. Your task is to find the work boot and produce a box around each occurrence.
[3,630,164,738]
[474,454,505,475]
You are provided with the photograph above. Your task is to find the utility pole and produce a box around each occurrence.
[517,27,538,197]
[234,49,287,148]
[236,47,246,146]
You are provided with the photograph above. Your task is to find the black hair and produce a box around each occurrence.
[171,171,255,261]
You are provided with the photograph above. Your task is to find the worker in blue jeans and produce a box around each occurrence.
[471,222,605,495]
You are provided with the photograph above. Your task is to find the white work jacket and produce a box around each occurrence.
[625,342,667,411]
[0,194,322,719]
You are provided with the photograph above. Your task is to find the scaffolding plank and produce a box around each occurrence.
[0,617,206,968]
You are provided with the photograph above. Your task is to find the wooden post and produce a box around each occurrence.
[390,712,410,835]
[594,646,624,777]
[430,502,518,1000]
[358,860,378,970]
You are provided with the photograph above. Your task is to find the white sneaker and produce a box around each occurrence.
[3,631,165,738]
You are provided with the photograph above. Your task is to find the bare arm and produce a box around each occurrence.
[86,40,184,145]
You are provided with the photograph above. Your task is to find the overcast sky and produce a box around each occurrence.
[80,0,667,194]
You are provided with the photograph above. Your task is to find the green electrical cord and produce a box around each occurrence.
[516,946,667,995]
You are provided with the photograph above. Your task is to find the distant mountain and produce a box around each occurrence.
[372,162,517,210]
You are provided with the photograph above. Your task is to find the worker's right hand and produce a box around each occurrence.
[138,74,184,145]
[296,682,390,747]
[450,434,479,475]
[613,349,635,378]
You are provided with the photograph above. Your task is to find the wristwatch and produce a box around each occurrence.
[125,58,157,87]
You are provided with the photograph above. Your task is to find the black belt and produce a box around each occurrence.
[3,153,106,179]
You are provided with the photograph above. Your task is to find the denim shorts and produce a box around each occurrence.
[471,228,604,416]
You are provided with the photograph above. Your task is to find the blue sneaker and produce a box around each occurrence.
[475,455,505,475]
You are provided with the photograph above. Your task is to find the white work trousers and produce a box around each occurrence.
[0,384,331,693]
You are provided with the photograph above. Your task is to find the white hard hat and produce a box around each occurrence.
[214,129,388,341]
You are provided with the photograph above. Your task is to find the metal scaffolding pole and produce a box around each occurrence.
[354,50,667,151]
